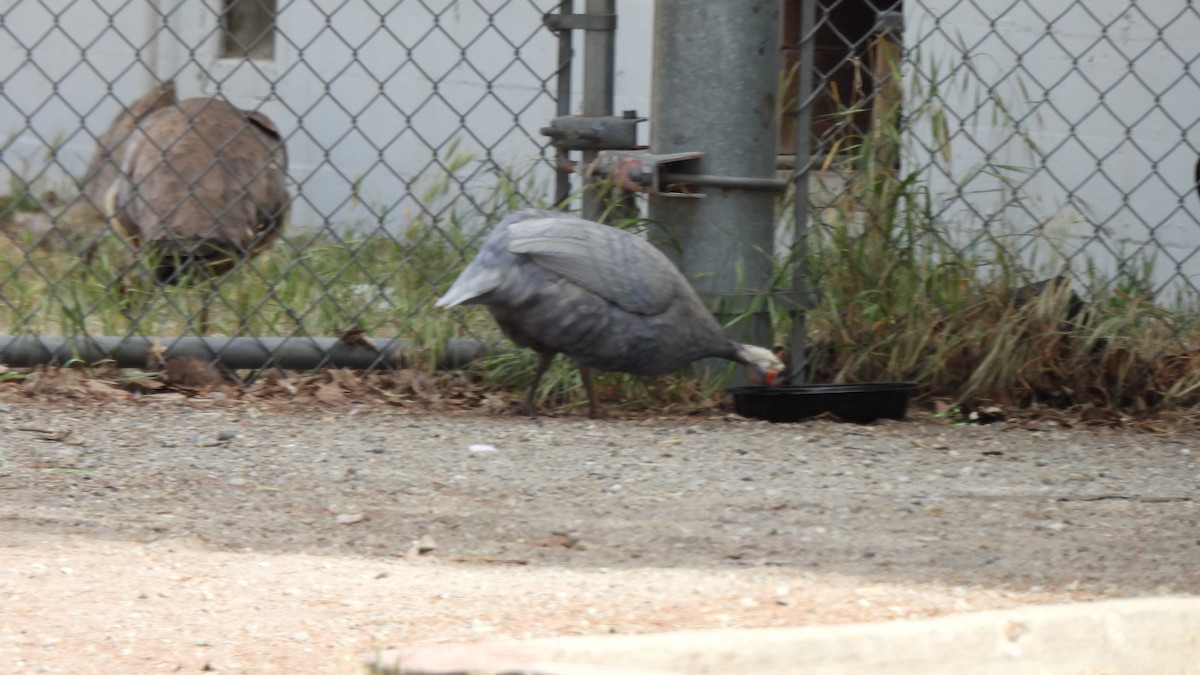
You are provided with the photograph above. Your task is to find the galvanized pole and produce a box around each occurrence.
[788,0,817,384]
[648,0,781,386]
[553,0,574,207]
[580,0,616,221]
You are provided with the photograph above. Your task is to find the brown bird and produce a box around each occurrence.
[85,82,289,327]
[83,81,178,216]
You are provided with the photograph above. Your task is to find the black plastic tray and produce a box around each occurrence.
[729,382,918,423]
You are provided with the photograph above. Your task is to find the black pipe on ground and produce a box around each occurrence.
[0,336,498,371]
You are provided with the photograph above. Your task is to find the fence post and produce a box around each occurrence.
[647,0,781,385]
[788,0,817,384]
[553,0,575,207]
[580,0,617,222]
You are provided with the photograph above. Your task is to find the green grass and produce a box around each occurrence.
[776,47,1200,413]
[0,224,482,341]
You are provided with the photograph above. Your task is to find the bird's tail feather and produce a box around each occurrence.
[435,265,501,308]
[435,280,483,308]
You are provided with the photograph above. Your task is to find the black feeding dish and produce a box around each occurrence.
[729,382,918,423]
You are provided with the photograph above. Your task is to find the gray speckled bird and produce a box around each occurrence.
[436,209,785,417]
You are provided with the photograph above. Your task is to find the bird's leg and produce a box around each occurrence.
[115,272,133,307]
[115,259,143,316]
[517,351,555,417]
[197,287,211,335]
[578,365,603,419]
[197,304,210,335]
[196,275,216,335]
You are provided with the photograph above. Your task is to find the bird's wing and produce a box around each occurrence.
[507,217,683,315]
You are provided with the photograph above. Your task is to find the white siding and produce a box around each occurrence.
[1,0,653,231]
[904,0,1200,294]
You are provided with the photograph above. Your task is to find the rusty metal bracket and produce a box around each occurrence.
[589,150,789,197]
[541,112,646,152]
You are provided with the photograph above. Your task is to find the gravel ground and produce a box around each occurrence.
[1,390,1198,673]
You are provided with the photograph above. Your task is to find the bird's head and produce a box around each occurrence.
[735,344,786,387]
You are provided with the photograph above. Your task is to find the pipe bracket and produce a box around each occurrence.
[541,113,646,152]
[589,150,789,197]
[589,150,706,198]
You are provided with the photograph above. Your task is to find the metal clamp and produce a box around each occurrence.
[541,112,646,152]
[589,150,790,197]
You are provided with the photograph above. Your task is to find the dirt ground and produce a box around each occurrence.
[1,388,1198,674]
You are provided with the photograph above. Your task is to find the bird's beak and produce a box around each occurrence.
[748,368,781,387]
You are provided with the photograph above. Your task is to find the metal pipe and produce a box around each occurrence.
[788,0,817,385]
[647,0,781,386]
[554,0,574,207]
[580,0,616,221]
[0,336,498,371]
[659,172,788,193]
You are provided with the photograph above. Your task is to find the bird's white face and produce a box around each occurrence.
[736,344,785,387]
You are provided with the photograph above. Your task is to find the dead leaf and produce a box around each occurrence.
[531,533,581,549]
[1103,348,1133,380]
[85,379,130,398]
[481,393,508,415]
[448,556,529,565]
[387,369,417,392]
[314,381,347,404]
[121,377,165,393]
[329,368,364,392]
[163,358,223,390]
[261,368,288,384]
[337,327,378,351]
[146,338,168,369]
[259,369,298,395]
[19,426,71,441]
[1080,406,1126,426]
[968,405,1005,424]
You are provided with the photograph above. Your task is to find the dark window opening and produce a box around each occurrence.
[220,0,277,60]
[780,0,904,159]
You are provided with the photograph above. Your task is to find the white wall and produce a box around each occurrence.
[0,0,160,188]
[904,0,1200,296]
[0,0,656,233]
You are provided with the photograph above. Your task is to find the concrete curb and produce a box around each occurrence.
[366,597,1200,674]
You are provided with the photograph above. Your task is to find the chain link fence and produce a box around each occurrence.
[786,0,1200,408]
[1,0,564,371]
[3,0,1200,405]
[795,0,1200,299]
